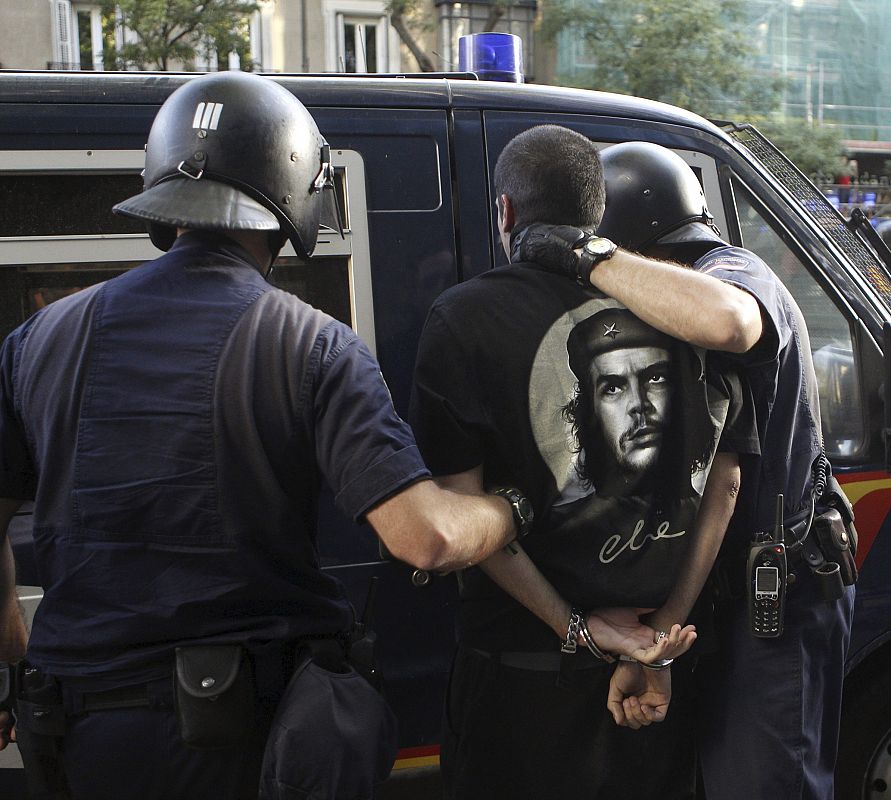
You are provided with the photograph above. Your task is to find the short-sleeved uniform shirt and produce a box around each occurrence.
[410,262,757,652]
[0,232,428,685]
[696,246,822,541]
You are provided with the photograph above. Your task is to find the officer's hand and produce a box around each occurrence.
[511,224,594,283]
[0,710,15,751]
[607,661,671,729]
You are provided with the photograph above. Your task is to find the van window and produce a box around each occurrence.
[0,262,136,340]
[0,150,374,350]
[732,179,864,459]
[269,256,351,327]
[0,174,144,236]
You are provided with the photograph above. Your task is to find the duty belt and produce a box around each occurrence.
[713,507,813,601]
[56,637,347,716]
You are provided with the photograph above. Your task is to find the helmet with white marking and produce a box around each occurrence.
[114,70,332,258]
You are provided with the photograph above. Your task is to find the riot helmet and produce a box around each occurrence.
[114,70,333,258]
[597,141,725,252]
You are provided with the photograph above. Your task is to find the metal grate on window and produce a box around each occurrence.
[724,123,891,305]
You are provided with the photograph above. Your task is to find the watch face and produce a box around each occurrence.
[517,496,534,524]
[584,237,614,257]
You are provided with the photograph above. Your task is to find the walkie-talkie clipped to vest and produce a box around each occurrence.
[748,494,788,638]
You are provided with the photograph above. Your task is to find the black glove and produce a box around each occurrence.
[511,224,596,285]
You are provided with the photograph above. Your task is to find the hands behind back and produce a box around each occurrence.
[607,661,672,729]
[585,609,694,730]
[585,608,696,664]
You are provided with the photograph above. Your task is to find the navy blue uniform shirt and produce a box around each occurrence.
[0,232,428,685]
[697,245,823,539]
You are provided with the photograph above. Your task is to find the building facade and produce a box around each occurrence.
[746,0,891,157]
[0,0,407,73]
[0,0,538,76]
[550,0,891,169]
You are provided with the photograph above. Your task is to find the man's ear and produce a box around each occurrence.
[498,194,516,236]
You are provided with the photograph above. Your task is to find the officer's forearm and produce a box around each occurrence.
[588,250,762,353]
[367,478,517,573]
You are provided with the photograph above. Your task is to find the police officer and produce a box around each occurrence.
[515,141,856,800]
[0,71,521,800]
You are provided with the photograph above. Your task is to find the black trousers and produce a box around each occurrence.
[696,573,854,800]
[58,700,278,800]
[441,645,697,800]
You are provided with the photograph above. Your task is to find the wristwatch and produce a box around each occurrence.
[491,487,534,541]
[576,236,618,285]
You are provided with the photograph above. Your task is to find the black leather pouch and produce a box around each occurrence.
[174,645,254,750]
[813,507,858,586]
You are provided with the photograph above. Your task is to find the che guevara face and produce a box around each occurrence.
[585,344,672,479]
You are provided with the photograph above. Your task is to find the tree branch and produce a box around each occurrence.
[390,11,435,72]
[484,2,506,31]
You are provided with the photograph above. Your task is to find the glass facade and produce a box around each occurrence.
[555,0,891,144]
[745,0,891,143]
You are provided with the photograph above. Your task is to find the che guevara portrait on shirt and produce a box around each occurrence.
[525,298,728,608]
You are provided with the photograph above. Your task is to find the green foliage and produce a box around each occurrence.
[103,0,259,71]
[540,0,845,176]
[542,0,781,119]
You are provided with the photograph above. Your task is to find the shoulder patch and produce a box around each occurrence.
[701,255,750,273]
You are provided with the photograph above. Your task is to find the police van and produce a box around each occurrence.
[0,69,890,799]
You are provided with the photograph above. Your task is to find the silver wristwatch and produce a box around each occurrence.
[576,236,618,284]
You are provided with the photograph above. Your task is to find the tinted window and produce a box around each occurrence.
[0,256,355,342]
[0,174,144,236]
[0,262,134,340]
[734,180,863,459]
[269,256,352,327]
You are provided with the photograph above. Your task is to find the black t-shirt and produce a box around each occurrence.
[410,263,758,651]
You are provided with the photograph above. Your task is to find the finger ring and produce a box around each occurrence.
[655,630,668,643]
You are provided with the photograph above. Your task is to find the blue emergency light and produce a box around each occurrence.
[458,33,524,83]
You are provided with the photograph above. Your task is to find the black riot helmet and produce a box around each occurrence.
[597,141,726,252]
[114,71,333,258]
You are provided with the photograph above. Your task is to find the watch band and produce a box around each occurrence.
[576,236,618,285]
[490,487,534,541]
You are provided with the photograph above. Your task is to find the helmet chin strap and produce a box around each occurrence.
[265,231,289,280]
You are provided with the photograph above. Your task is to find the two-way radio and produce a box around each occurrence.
[747,494,788,638]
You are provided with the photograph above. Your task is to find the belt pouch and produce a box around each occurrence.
[174,645,254,750]
[813,507,858,586]
[14,664,69,800]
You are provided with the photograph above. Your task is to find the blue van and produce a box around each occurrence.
[0,71,890,799]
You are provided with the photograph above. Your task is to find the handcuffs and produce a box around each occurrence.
[561,608,673,670]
